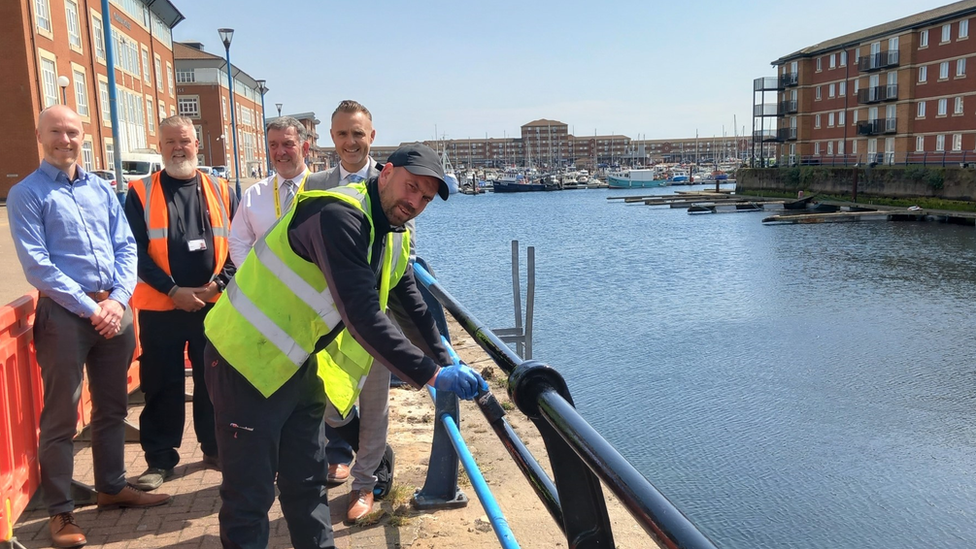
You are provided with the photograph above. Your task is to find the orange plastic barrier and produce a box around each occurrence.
[0,292,143,541]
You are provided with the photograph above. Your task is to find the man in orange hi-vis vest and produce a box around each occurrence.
[124,115,238,492]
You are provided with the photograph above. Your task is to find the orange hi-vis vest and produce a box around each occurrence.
[128,170,232,311]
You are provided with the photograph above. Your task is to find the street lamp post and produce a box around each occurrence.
[218,27,242,198]
[57,75,70,105]
[275,103,282,118]
[256,79,271,176]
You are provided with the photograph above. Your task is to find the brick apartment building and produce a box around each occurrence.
[265,112,328,172]
[754,0,976,165]
[0,0,183,198]
[174,41,266,178]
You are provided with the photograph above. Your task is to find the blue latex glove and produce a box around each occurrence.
[434,364,489,400]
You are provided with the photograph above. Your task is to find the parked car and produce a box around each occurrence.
[211,166,227,178]
[90,169,119,188]
[198,166,214,176]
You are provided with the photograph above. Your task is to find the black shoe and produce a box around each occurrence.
[134,467,173,491]
[372,444,395,500]
[202,454,221,471]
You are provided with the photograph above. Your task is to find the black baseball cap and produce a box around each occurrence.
[387,143,449,200]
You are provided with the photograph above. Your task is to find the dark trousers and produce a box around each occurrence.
[138,306,216,469]
[325,421,354,466]
[204,341,334,549]
[34,298,134,515]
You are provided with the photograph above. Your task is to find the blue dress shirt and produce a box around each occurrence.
[6,160,137,317]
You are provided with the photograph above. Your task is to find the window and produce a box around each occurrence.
[840,81,846,96]
[176,69,195,83]
[170,105,176,117]
[916,135,924,152]
[936,135,945,151]
[814,142,820,155]
[73,69,88,117]
[838,140,845,155]
[829,83,835,98]
[828,112,835,127]
[178,96,199,118]
[98,80,110,125]
[955,96,964,114]
[943,24,951,42]
[817,57,822,71]
[854,79,860,93]
[957,58,966,77]
[65,1,82,51]
[852,140,858,155]
[34,0,52,33]
[938,98,948,116]
[39,56,58,108]
[92,14,105,62]
[917,101,926,118]
[919,65,927,83]
[829,53,836,69]
[815,114,821,128]
[827,141,834,155]
[839,111,846,125]
[104,139,114,167]
[81,141,94,171]
[962,20,970,39]
[940,61,949,79]
[853,109,859,124]
[840,51,847,66]
[112,31,141,78]
[222,96,227,119]
[816,86,822,100]
[142,48,152,84]
[953,134,962,151]
[166,62,174,96]
[146,97,154,134]
[920,29,929,48]
[154,55,163,92]
[158,102,166,123]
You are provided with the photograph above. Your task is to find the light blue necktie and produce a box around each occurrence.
[346,174,365,184]
[281,179,296,211]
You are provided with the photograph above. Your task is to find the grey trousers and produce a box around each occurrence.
[33,298,133,515]
[323,364,390,493]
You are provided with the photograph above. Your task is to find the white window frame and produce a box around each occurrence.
[817,57,822,72]
[141,47,152,85]
[98,76,111,126]
[38,50,58,109]
[953,134,963,151]
[840,51,847,66]
[71,64,89,118]
[82,139,94,171]
[852,139,858,155]
[91,12,105,63]
[104,138,114,168]
[829,83,835,98]
[839,81,846,96]
[838,140,845,155]
[154,55,163,92]
[146,96,155,134]
[34,0,53,36]
[943,24,951,43]
[839,111,846,125]
[940,61,949,80]
[938,98,948,116]
[177,95,200,118]
[166,62,175,96]
[828,112,835,127]
[957,58,966,77]
[829,53,836,69]
[64,0,82,52]
[827,141,834,155]
[919,65,927,83]
[920,29,929,48]
[955,96,964,114]
[936,135,945,152]
[815,114,821,128]
[816,86,822,100]
[917,101,926,118]
[961,19,970,39]
[916,135,924,152]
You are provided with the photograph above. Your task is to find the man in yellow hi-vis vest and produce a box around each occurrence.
[202,143,486,549]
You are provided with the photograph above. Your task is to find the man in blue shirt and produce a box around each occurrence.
[7,105,172,548]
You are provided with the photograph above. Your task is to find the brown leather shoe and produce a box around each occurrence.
[345,489,374,524]
[327,463,350,485]
[97,484,172,510]
[49,512,86,548]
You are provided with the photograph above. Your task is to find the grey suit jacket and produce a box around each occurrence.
[305,160,416,253]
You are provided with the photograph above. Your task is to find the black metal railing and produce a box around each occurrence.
[780,72,799,87]
[753,129,781,142]
[753,104,779,117]
[856,118,898,136]
[857,49,900,71]
[772,151,976,167]
[414,263,720,549]
[857,84,898,104]
[778,100,798,115]
[777,127,797,141]
[754,76,783,91]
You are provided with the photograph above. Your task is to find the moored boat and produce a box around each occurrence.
[607,169,665,189]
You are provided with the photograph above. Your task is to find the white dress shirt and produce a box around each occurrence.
[339,159,373,184]
[228,167,310,266]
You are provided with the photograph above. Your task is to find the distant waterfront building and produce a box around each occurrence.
[174,41,266,176]
[0,0,184,198]
[754,0,976,166]
[265,112,328,172]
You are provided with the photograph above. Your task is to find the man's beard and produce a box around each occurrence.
[165,155,197,179]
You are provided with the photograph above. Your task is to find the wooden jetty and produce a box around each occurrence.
[762,208,976,225]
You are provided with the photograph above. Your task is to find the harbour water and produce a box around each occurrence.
[416,186,976,549]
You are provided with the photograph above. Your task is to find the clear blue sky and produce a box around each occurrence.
[173,0,949,146]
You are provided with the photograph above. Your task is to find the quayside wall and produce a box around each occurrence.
[736,167,976,201]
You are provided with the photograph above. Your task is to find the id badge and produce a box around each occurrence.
[187,238,208,252]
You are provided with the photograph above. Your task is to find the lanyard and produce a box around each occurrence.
[272,170,310,218]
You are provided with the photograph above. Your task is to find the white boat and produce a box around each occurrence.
[440,149,459,195]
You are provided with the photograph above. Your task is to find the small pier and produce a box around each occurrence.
[762,207,976,225]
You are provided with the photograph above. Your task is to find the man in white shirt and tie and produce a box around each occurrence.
[228,117,312,267]
[305,100,408,524]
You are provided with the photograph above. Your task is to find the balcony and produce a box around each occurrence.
[754,76,783,92]
[778,100,798,115]
[857,84,898,104]
[754,103,779,117]
[753,129,782,142]
[856,118,897,136]
[857,50,900,72]
[780,72,799,87]
[777,127,798,141]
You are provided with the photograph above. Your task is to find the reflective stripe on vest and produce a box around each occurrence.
[128,170,232,310]
[204,182,410,401]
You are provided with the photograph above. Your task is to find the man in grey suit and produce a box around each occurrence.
[305,100,405,524]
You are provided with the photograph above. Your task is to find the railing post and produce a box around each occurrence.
[413,388,469,510]
[510,360,615,548]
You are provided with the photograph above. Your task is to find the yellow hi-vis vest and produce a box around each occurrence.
[203,182,411,412]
